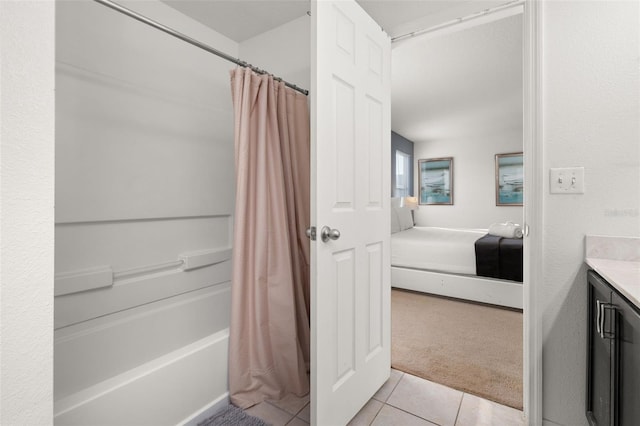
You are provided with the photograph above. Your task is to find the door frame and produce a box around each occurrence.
[522,0,543,424]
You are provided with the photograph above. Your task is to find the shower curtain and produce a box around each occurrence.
[228,67,311,408]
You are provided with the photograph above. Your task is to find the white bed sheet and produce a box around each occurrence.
[391,226,488,275]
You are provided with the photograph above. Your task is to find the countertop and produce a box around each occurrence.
[585,235,640,308]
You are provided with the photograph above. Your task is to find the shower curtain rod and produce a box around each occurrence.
[92,0,309,96]
[391,0,524,43]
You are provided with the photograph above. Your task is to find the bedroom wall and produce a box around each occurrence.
[413,130,523,229]
[540,1,640,425]
[0,1,55,424]
[408,14,524,230]
[54,1,236,424]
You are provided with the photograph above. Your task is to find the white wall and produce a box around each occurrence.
[399,13,524,229]
[413,133,523,228]
[0,1,55,424]
[541,1,640,425]
[239,15,311,93]
[54,1,236,424]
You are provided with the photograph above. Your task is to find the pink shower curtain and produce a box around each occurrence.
[228,68,310,408]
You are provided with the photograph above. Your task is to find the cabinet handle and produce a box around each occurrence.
[596,300,602,336]
[598,302,617,340]
[599,302,605,339]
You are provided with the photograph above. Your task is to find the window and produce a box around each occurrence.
[394,150,411,197]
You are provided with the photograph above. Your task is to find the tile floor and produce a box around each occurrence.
[246,369,524,426]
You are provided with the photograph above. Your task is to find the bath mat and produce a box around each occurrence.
[197,405,268,426]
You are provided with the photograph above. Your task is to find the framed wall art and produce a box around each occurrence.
[419,157,453,205]
[495,152,523,206]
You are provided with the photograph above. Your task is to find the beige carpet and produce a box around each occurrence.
[391,289,523,410]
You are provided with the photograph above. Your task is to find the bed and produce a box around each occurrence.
[390,207,523,309]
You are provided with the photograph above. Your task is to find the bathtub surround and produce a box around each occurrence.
[54,1,236,423]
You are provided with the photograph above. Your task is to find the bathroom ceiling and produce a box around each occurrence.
[161,0,309,42]
[161,0,507,42]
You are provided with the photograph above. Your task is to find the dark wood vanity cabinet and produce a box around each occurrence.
[587,270,640,426]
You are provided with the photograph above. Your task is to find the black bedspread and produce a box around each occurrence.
[474,234,523,282]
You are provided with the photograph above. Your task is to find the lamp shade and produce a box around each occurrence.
[402,196,418,210]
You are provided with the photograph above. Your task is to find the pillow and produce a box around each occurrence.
[395,207,414,231]
[390,207,401,234]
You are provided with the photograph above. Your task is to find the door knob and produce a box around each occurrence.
[320,226,340,242]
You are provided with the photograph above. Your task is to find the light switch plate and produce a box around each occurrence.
[549,167,585,194]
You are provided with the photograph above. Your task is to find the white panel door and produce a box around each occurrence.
[310,1,391,424]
